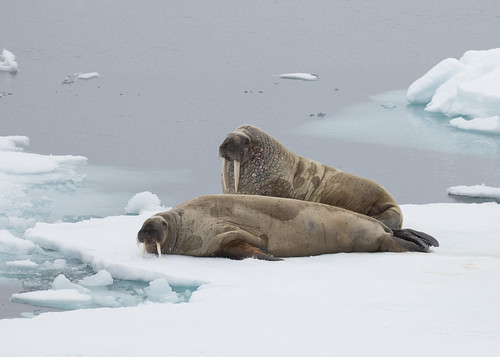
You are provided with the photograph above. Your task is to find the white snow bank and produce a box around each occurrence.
[0,202,496,356]
[407,48,500,133]
[277,72,319,81]
[0,49,18,73]
[0,136,87,233]
[448,184,500,199]
[124,191,170,214]
[449,116,500,133]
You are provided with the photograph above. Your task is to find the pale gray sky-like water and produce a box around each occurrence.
[1,0,500,208]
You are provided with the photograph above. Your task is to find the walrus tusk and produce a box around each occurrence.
[234,160,240,193]
[222,158,228,191]
[142,244,146,258]
[156,242,162,258]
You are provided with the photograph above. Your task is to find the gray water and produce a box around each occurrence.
[1,0,500,317]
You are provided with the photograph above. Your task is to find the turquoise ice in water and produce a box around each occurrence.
[297,91,500,158]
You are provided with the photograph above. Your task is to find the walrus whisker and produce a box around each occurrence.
[156,241,162,258]
[234,160,240,193]
[142,243,146,258]
[222,158,228,191]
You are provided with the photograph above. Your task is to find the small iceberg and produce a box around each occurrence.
[0,49,18,73]
[448,184,500,199]
[124,191,170,214]
[277,73,319,81]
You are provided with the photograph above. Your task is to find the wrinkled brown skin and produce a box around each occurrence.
[218,124,403,229]
[137,195,425,261]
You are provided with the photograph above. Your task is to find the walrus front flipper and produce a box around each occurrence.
[219,240,282,261]
[392,228,439,252]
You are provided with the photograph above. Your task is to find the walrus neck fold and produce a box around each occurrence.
[158,211,181,254]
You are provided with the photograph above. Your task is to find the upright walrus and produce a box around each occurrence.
[218,124,403,229]
[137,195,438,260]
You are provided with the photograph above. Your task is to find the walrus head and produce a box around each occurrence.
[218,130,253,193]
[218,124,293,197]
[137,216,167,258]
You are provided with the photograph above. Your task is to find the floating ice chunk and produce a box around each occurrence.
[124,191,169,214]
[448,184,500,199]
[0,136,29,151]
[0,230,42,254]
[0,135,87,233]
[77,72,99,80]
[52,274,90,294]
[79,270,113,287]
[145,278,179,303]
[407,58,465,104]
[449,116,500,133]
[407,48,500,119]
[0,49,18,73]
[11,289,93,309]
[5,259,38,268]
[42,259,68,270]
[277,73,319,81]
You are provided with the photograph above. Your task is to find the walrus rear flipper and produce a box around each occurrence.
[392,228,439,253]
[219,240,282,261]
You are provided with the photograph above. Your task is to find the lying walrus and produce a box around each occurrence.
[219,124,403,229]
[137,195,438,260]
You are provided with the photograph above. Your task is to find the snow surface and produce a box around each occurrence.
[407,48,500,134]
[0,49,18,72]
[448,184,500,199]
[0,201,498,356]
[277,72,319,81]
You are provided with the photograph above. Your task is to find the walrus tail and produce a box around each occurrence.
[391,228,439,253]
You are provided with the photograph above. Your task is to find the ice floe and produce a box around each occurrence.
[0,200,497,356]
[448,184,500,199]
[0,49,18,73]
[0,136,87,233]
[124,191,170,215]
[76,72,99,80]
[277,72,319,81]
[5,259,39,268]
[449,116,500,133]
[78,270,113,287]
[407,48,500,134]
